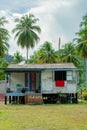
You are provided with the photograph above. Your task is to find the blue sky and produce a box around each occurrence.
[0,0,87,57]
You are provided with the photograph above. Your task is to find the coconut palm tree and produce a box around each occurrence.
[75,14,87,89]
[12,13,41,62]
[59,42,80,66]
[0,16,9,58]
[13,51,25,63]
[28,41,58,63]
[75,14,87,58]
[36,41,58,63]
[28,51,38,63]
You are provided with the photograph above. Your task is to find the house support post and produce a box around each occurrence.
[5,96,7,104]
[9,96,11,104]
[76,93,78,103]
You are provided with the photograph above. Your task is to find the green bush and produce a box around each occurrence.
[0,70,5,80]
[82,89,87,100]
[0,58,8,80]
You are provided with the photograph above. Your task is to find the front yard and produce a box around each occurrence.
[0,102,87,130]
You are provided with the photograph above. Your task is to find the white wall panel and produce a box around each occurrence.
[42,71,77,94]
[10,73,25,91]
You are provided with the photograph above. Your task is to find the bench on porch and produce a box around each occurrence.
[4,92,25,104]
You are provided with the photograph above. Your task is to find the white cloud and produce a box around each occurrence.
[29,0,78,50]
[0,0,87,58]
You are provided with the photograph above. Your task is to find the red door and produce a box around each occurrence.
[30,72,36,91]
[25,72,40,92]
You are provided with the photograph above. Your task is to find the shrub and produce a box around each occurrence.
[82,89,87,100]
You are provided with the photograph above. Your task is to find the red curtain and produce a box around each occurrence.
[55,80,64,87]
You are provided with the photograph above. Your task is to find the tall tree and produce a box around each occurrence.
[38,41,58,63]
[0,16,9,58]
[75,14,87,89]
[28,51,38,63]
[59,42,80,66]
[13,51,25,63]
[12,13,41,62]
[28,41,58,63]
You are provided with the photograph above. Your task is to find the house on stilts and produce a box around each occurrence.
[1,63,80,104]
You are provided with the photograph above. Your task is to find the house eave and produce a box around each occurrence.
[0,67,83,72]
[0,63,83,72]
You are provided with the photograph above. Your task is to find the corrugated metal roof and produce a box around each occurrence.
[7,63,76,69]
[1,63,82,72]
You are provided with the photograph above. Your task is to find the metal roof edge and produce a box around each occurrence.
[0,67,83,71]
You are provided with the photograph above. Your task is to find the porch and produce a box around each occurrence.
[4,70,42,104]
[5,71,41,92]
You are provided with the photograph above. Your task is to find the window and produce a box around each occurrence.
[55,71,66,87]
[55,71,66,80]
[67,71,73,80]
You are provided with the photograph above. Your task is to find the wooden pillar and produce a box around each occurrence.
[76,93,78,103]
[21,96,25,104]
[9,96,11,104]
[5,73,7,91]
[5,96,7,104]
[19,96,25,104]
[12,96,15,103]
[23,96,25,104]
[17,96,20,104]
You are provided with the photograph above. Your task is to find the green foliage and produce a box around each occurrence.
[13,51,25,63]
[82,89,87,100]
[74,14,87,89]
[28,41,58,63]
[75,14,87,58]
[0,58,8,67]
[0,16,9,58]
[28,51,38,63]
[0,70,5,80]
[0,58,8,80]
[59,42,81,67]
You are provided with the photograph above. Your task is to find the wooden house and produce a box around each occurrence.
[2,63,80,104]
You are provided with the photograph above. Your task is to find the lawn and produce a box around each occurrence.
[0,102,87,130]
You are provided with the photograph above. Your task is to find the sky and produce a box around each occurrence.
[0,0,87,58]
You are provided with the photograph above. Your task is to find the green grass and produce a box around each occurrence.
[0,102,87,130]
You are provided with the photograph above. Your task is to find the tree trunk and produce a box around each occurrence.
[85,57,87,89]
[26,47,28,63]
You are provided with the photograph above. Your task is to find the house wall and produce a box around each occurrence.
[41,70,77,94]
[8,70,77,93]
[10,73,25,91]
[0,80,5,93]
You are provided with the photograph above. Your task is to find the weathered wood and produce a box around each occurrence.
[5,96,7,104]
[9,96,11,104]
[25,93,43,104]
